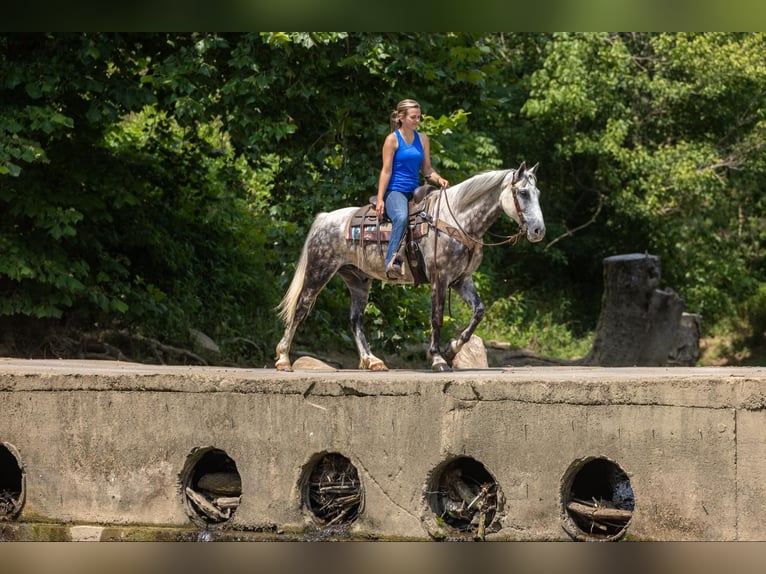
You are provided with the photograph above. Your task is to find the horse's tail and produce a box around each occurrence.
[276,213,325,326]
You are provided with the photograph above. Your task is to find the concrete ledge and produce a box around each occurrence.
[1,360,764,540]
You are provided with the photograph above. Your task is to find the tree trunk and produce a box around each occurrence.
[582,253,685,367]
[667,313,702,366]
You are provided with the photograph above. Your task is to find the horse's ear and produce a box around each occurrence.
[513,162,527,184]
[529,162,539,175]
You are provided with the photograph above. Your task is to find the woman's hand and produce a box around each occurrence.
[428,173,448,189]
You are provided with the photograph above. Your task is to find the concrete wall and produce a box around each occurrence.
[1,360,765,541]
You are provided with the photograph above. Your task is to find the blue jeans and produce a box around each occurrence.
[384,190,412,268]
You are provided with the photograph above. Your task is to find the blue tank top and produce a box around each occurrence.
[387,130,423,192]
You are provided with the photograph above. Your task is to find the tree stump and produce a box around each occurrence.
[582,254,685,367]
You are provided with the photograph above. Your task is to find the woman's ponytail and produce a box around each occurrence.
[389,110,401,132]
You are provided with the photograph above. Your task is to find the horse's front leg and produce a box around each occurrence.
[428,279,451,372]
[444,276,485,363]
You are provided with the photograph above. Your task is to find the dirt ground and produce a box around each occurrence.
[300,335,766,370]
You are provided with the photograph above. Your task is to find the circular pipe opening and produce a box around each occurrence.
[0,442,24,521]
[424,456,502,540]
[180,447,242,526]
[301,452,362,528]
[561,456,635,541]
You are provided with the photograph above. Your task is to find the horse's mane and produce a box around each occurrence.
[445,169,510,212]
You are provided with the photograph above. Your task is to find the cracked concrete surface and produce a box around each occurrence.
[0,359,765,540]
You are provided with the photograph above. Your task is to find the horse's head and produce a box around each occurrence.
[501,162,546,243]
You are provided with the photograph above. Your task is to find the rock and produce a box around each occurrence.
[189,328,221,355]
[452,335,489,369]
[292,356,337,371]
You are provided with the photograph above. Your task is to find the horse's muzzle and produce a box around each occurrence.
[527,224,546,243]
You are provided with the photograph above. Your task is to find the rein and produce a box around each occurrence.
[435,174,528,249]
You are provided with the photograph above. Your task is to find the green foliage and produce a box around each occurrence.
[446,275,592,360]
[522,32,766,331]
[0,34,280,362]
[100,107,279,347]
[742,284,766,345]
[1,32,764,365]
[367,283,433,353]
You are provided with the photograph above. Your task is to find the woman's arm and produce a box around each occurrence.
[420,133,448,189]
[376,133,397,219]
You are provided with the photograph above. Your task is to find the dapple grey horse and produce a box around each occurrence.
[275,162,545,372]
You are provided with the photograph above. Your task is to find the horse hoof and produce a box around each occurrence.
[275,360,293,372]
[432,363,452,373]
[369,361,389,372]
[362,357,389,371]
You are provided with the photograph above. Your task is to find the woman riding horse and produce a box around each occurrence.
[274,161,546,372]
[375,99,448,278]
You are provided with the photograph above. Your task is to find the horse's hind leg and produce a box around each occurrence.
[444,276,485,364]
[275,325,299,371]
[275,284,327,371]
[338,265,387,371]
[275,261,340,371]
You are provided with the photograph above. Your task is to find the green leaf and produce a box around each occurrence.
[51,113,74,129]
[4,162,22,177]
[25,83,42,99]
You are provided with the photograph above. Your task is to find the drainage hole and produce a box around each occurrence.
[0,443,23,520]
[429,456,499,538]
[182,448,242,524]
[564,457,635,540]
[305,453,362,527]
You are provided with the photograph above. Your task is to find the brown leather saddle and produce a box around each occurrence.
[346,184,438,284]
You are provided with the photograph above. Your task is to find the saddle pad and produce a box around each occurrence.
[346,214,429,243]
[350,222,429,243]
[347,219,393,242]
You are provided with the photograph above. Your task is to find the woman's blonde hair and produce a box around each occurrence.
[389,99,421,132]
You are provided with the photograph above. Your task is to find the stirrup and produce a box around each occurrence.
[386,259,404,278]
